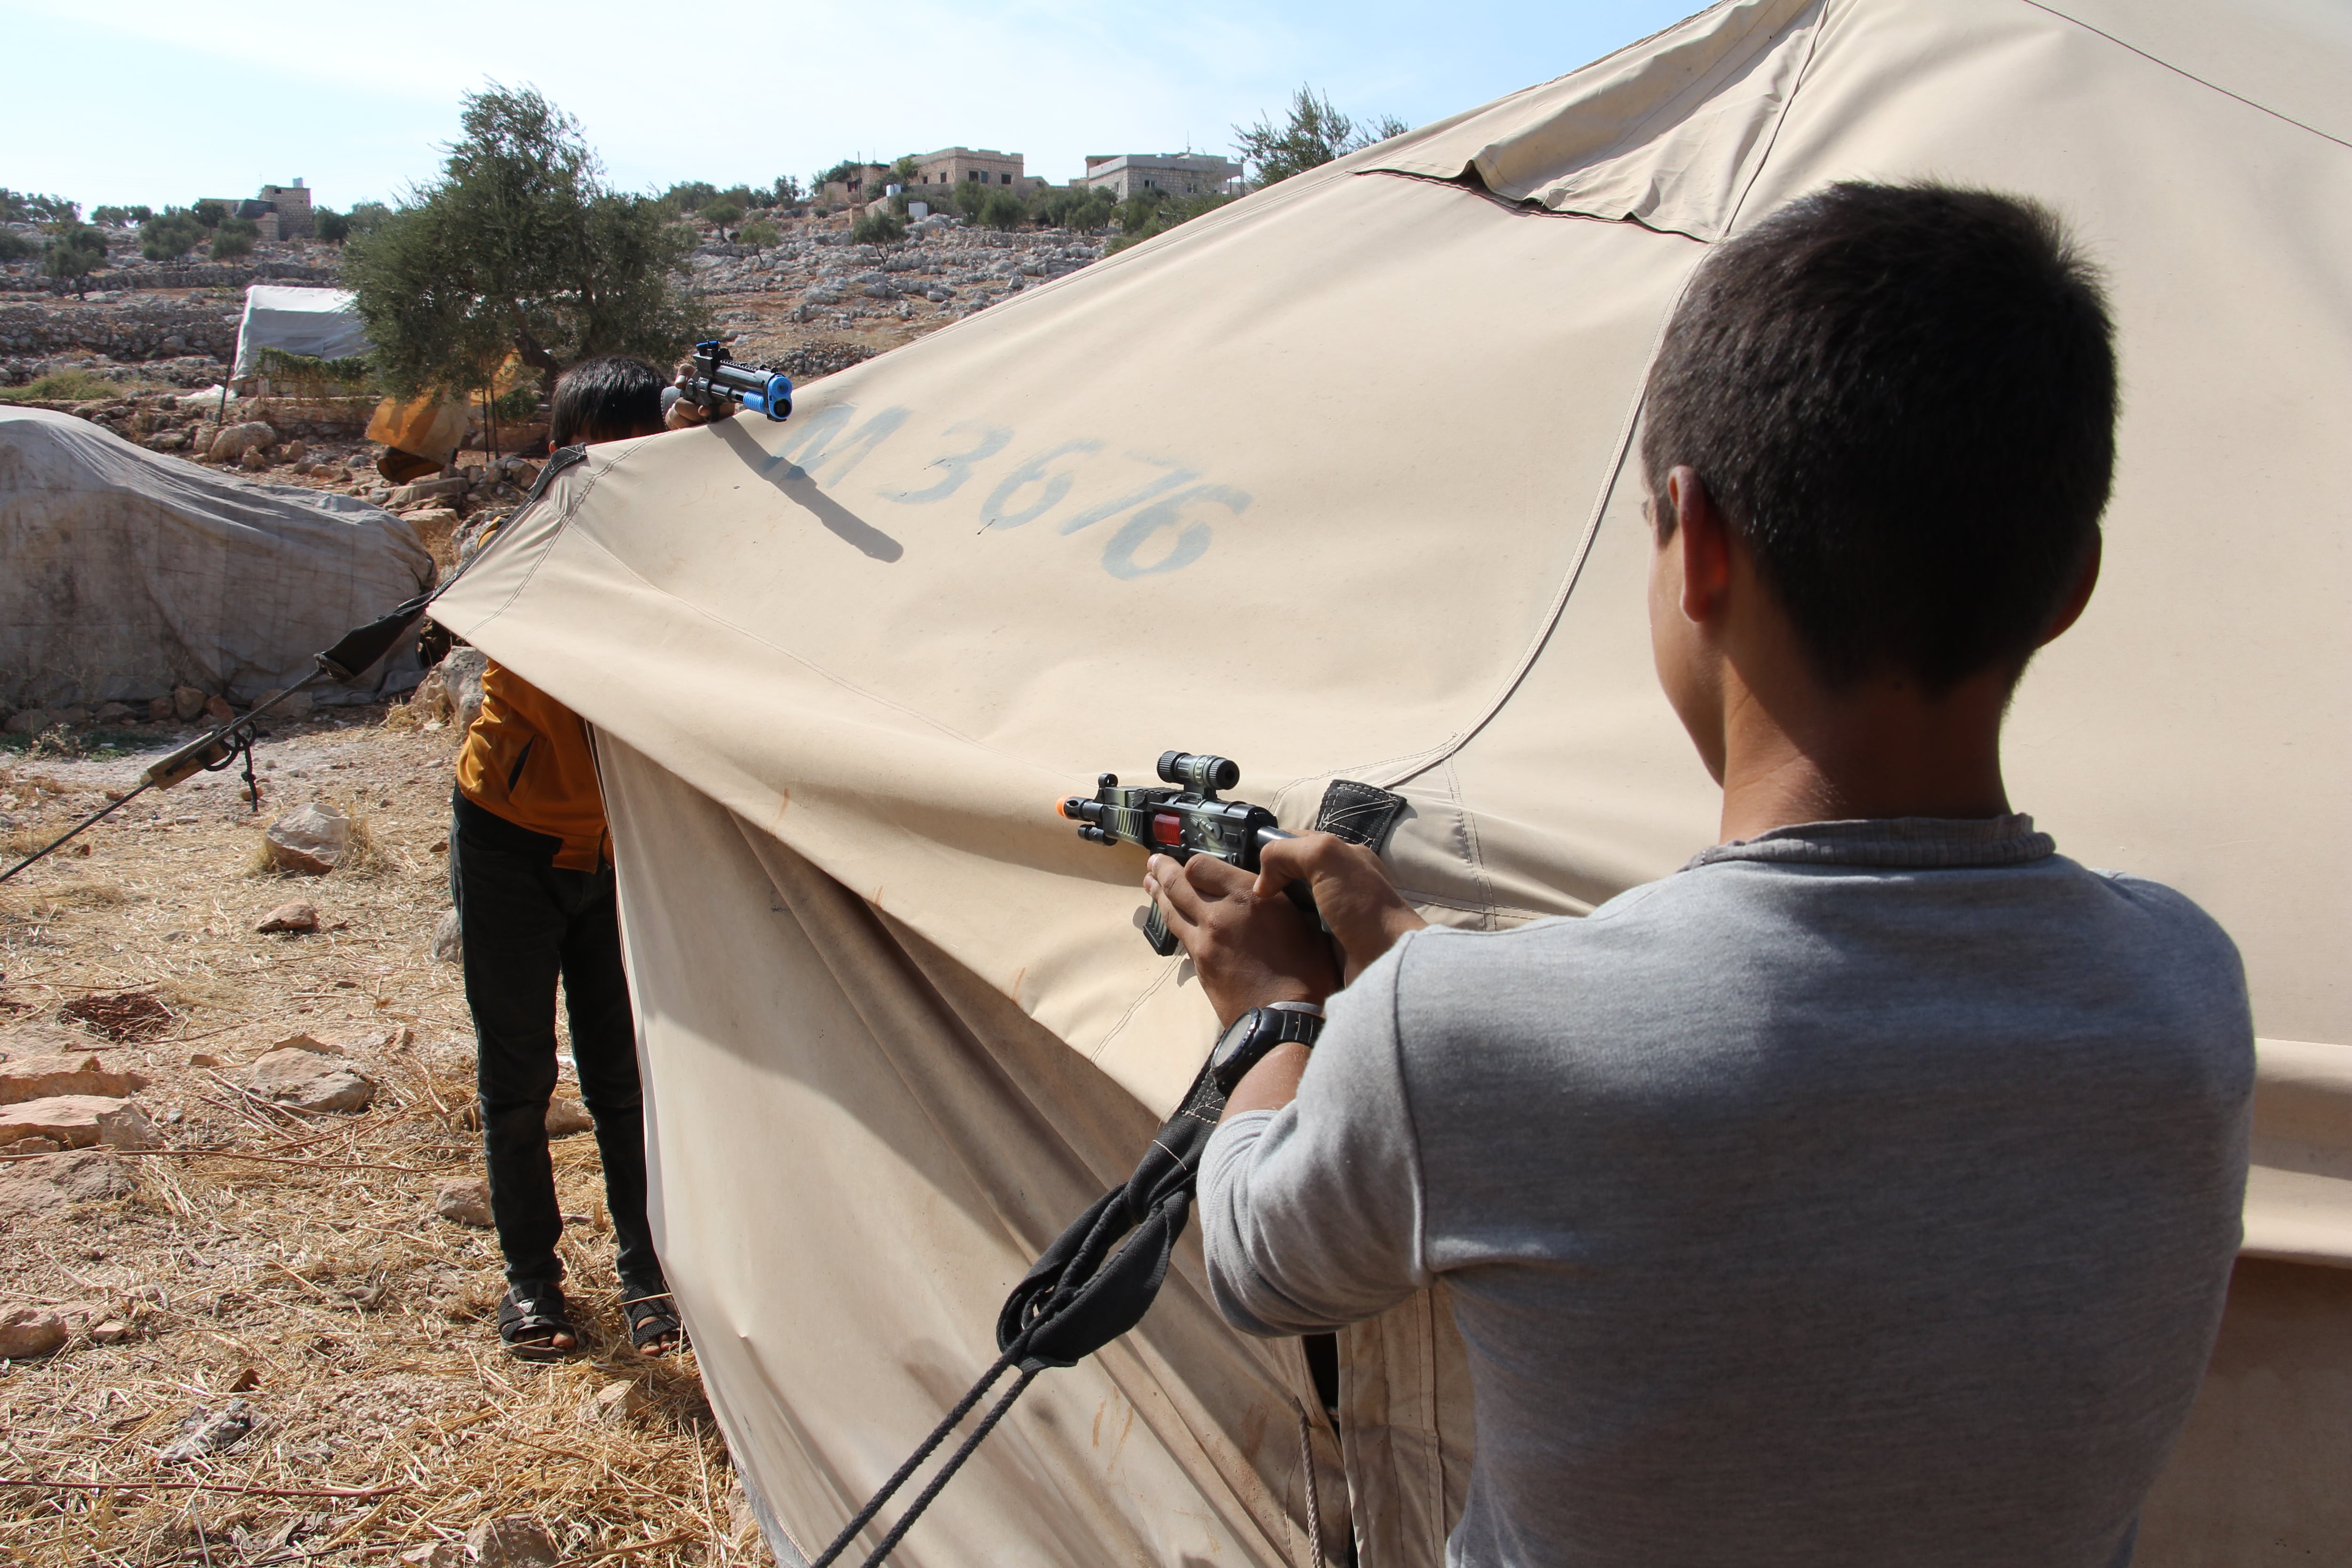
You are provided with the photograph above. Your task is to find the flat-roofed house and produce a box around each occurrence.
[1080,154,1241,201]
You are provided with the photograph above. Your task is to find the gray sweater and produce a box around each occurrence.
[1201,817,2251,1568]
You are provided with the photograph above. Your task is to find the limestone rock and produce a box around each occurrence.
[148,695,175,720]
[433,908,463,963]
[255,899,320,934]
[0,1307,67,1360]
[238,447,269,471]
[206,420,276,462]
[465,1518,559,1568]
[264,801,352,875]
[247,1050,374,1113]
[204,693,233,722]
[172,685,206,722]
[581,1379,648,1427]
[253,687,313,721]
[269,1032,345,1057]
[434,1178,493,1227]
[94,701,133,723]
[90,1319,135,1345]
[0,1095,159,1150]
[545,1098,594,1138]
[0,1052,150,1106]
[0,1150,134,1218]
[2,708,49,735]
[159,1399,254,1462]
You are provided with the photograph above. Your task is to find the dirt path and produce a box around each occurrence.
[1,712,769,1567]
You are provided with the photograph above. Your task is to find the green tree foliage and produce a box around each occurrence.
[0,231,35,263]
[139,208,207,261]
[768,175,804,207]
[1,191,80,223]
[344,85,700,402]
[313,207,351,243]
[1033,184,1118,234]
[851,209,906,246]
[813,160,861,190]
[90,204,153,226]
[701,201,744,228]
[42,224,109,294]
[891,156,919,187]
[344,201,392,237]
[209,215,258,259]
[1106,189,1237,254]
[977,188,1027,231]
[659,180,719,216]
[192,199,229,229]
[738,217,781,249]
[1234,86,1410,187]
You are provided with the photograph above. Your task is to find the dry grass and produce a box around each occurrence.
[0,710,771,1568]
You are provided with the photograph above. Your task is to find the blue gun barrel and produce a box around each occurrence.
[689,341,794,421]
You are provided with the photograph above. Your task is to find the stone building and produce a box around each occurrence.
[1080,153,1241,201]
[912,147,1036,194]
[199,179,316,241]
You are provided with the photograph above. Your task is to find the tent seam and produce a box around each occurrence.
[2016,0,2352,152]
[1351,0,1828,803]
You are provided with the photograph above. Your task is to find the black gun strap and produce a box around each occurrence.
[810,777,1411,1567]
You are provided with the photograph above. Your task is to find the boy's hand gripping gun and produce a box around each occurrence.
[679,339,793,420]
[1059,750,1315,955]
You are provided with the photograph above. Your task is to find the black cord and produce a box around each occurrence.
[848,1366,1042,1568]
[0,780,156,885]
[806,1352,1026,1568]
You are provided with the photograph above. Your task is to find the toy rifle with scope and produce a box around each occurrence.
[677,339,794,422]
[1058,750,1317,954]
[801,756,1410,1568]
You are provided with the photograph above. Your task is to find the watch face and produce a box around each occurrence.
[1208,1013,1257,1075]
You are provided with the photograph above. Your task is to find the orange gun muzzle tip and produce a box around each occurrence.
[1055,798,1077,820]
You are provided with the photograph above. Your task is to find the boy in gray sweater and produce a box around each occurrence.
[1148,183,2252,1567]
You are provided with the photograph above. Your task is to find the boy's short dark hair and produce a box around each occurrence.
[549,355,666,448]
[1641,182,2116,693]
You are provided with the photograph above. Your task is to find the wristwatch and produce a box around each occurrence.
[1208,1000,1327,1096]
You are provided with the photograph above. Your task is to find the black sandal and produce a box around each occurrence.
[622,1289,686,1356]
[498,1285,579,1361]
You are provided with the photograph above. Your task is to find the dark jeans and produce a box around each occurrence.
[449,790,661,1296]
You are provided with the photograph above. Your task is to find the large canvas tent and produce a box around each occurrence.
[0,407,435,710]
[230,285,369,380]
[431,0,2352,1561]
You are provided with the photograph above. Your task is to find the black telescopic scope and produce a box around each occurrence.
[1158,751,1240,794]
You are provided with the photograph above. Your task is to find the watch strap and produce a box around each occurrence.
[1212,1003,1326,1096]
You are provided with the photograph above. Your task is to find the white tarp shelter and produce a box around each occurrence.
[230,285,369,379]
[0,408,435,709]
[433,0,2352,1561]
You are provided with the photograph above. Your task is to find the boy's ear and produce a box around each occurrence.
[2038,533,2103,647]
[1666,466,1733,625]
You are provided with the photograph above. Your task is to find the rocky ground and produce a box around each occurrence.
[0,205,1119,1564]
[0,709,773,1568]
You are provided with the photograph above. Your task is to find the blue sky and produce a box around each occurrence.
[1,0,1695,213]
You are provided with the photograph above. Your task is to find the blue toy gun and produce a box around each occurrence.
[681,340,793,420]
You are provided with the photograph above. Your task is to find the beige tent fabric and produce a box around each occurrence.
[432,0,2352,1561]
[599,739,1345,1566]
[1358,0,1822,239]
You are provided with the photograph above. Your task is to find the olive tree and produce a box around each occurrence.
[346,85,700,402]
[1235,87,1410,187]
